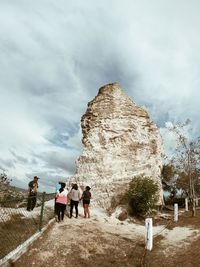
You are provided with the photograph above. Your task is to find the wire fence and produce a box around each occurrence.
[0,192,55,259]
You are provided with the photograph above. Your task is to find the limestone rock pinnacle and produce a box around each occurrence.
[70,83,164,208]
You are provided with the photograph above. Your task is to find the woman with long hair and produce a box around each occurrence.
[69,184,81,218]
[81,186,91,218]
[55,182,68,222]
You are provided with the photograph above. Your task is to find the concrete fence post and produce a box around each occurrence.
[185,198,188,211]
[174,203,178,222]
[145,218,153,251]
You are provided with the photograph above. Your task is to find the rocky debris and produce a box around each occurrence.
[118,210,128,221]
[69,83,164,208]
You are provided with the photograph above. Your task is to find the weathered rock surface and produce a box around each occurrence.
[70,83,163,208]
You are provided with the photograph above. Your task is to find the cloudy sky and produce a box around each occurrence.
[0,0,200,192]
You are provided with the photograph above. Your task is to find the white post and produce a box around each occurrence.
[145,218,153,251]
[195,198,198,207]
[185,198,188,211]
[174,203,178,222]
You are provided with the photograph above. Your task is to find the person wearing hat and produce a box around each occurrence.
[27,176,39,211]
[81,186,91,218]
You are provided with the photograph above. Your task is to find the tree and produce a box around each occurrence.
[162,164,176,192]
[165,120,200,216]
[162,164,186,205]
[0,170,11,189]
[126,175,159,216]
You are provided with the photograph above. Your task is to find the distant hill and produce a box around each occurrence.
[0,183,54,203]
[9,185,27,193]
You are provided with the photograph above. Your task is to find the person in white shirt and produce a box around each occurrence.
[69,184,81,218]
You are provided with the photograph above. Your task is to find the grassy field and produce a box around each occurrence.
[0,204,54,259]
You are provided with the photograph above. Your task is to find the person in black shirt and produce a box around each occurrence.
[81,186,91,218]
[27,176,39,211]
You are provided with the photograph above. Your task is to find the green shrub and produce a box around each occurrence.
[126,175,159,216]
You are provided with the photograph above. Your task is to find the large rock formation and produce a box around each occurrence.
[70,83,164,208]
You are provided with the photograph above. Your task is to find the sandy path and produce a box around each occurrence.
[14,207,200,267]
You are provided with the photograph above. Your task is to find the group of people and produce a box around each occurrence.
[26,176,92,222]
[55,183,91,222]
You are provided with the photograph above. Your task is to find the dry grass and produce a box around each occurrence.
[0,206,54,259]
[0,214,39,259]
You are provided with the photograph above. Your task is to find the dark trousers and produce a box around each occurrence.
[56,203,66,221]
[70,200,79,218]
[54,198,58,214]
[27,194,37,211]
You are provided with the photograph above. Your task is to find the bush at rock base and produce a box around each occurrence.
[126,175,159,216]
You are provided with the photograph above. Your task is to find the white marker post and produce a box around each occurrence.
[185,198,188,211]
[145,218,153,251]
[174,203,178,222]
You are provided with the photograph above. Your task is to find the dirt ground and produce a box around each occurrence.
[13,207,200,267]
